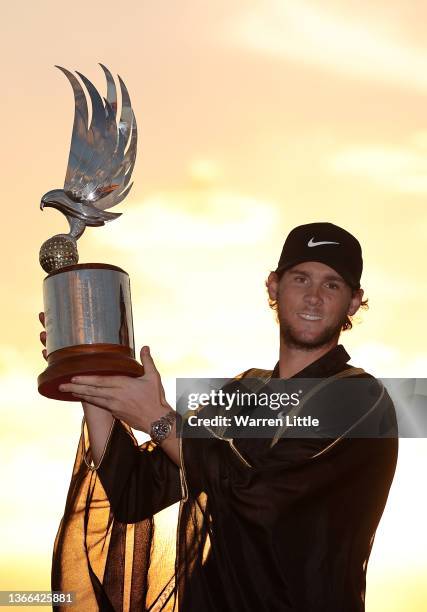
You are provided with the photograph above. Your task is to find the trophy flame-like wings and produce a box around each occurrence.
[39,64,137,272]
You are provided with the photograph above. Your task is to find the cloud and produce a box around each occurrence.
[349,341,427,378]
[328,139,427,193]
[370,439,427,572]
[349,341,401,377]
[0,370,82,555]
[94,186,277,250]
[0,345,31,377]
[228,1,427,92]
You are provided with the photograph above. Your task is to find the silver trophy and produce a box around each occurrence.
[38,65,143,400]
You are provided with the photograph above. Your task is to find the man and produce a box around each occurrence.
[46,222,398,611]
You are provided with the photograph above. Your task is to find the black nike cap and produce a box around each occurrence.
[275,222,363,289]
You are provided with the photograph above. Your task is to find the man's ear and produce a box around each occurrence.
[347,288,364,316]
[266,271,280,301]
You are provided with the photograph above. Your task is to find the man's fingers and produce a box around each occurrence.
[67,375,121,388]
[139,346,167,401]
[39,315,47,361]
[59,383,114,399]
[71,394,112,409]
[140,346,159,376]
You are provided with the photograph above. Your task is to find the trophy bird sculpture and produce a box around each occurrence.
[39,64,137,273]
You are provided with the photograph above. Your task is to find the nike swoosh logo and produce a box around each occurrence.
[307,237,340,247]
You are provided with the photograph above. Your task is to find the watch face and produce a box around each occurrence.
[152,420,171,442]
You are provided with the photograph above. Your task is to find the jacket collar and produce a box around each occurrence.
[271,344,351,379]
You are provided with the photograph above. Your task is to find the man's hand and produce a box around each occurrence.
[58,347,172,434]
[39,312,47,361]
[39,313,180,465]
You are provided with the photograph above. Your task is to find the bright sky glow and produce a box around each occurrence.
[1,1,426,609]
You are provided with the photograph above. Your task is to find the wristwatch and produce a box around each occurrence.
[150,411,177,445]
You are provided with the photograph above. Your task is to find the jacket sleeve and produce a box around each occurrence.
[88,417,183,523]
[52,417,182,611]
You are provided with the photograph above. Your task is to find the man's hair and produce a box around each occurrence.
[266,270,369,331]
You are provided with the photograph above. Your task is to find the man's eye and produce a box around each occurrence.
[326,283,339,290]
[294,276,306,283]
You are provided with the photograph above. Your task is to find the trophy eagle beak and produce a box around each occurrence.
[40,193,56,210]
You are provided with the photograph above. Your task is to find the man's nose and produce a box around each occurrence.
[304,286,323,304]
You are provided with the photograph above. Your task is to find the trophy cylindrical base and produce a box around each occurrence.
[38,343,144,401]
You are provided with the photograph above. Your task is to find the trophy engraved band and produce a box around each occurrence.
[38,65,143,401]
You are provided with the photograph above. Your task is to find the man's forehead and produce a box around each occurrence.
[285,261,346,281]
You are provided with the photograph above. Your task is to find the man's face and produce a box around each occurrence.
[267,261,364,350]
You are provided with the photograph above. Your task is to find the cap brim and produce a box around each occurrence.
[275,255,360,289]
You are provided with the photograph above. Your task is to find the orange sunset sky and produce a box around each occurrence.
[1,1,426,610]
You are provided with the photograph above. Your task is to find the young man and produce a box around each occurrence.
[47,222,398,611]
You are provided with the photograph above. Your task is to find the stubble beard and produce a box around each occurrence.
[278,308,348,351]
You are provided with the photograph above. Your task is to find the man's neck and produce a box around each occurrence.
[278,337,339,379]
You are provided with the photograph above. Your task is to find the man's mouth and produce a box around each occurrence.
[297,313,323,321]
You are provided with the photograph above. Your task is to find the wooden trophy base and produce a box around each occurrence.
[38,344,144,401]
